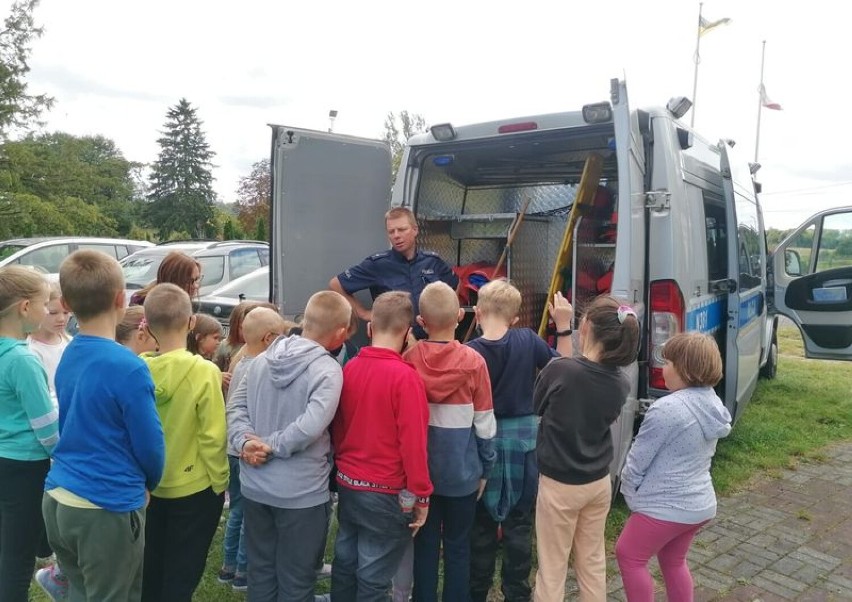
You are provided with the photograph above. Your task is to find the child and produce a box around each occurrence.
[27,281,71,402]
[214,301,257,372]
[218,307,288,593]
[228,291,350,601]
[616,333,731,602]
[140,283,229,602]
[188,313,224,360]
[330,291,433,602]
[42,250,165,601]
[532,295,639,602]
[466,280,573,602]
[0,266,55,602]
[401,281,496,602]
[115,306,158,355]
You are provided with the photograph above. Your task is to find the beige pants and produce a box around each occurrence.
[534,474,611,602]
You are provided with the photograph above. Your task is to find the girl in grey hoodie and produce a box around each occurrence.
[617,333,732,602]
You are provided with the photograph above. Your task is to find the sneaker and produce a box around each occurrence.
[35,565,69,601]
[232,574,248,592]
[316,562,332,579]
[217,567,236,584]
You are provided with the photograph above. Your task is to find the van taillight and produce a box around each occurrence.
[497,122,538,134]
[649,280,685,389]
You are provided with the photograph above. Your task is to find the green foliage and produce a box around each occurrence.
[0,0,53,140]
[222,218,244,241]
[145,98,217,239]
[383,110,427,178]
[235,158,270,235]
[254,216,266,241]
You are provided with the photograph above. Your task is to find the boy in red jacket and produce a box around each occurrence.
[330,291,433,602]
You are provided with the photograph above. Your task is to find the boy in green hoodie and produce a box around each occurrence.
[140,283,229,602]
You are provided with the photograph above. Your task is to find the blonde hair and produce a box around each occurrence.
[418,281,460,330]
[47,281,62,302]
[662,332,723,387]
[302,291,352,338]
[0,266,48,319]
[242,307,288,345]
[144,283,192,334]
[59,250,124,320]
[384,206,418,228]
[116,306,145,344]
[371,291,413,335]
[476,279,522,323]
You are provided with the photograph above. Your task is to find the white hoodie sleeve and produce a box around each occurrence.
[620,399,677,506]
[226,370,254,454]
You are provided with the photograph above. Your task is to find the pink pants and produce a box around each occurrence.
[615,512,708,602]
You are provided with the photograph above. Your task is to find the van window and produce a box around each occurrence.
[77,243,118,258]
[17,244,71,273]
[703,198,727,282]
[229,248,262,279]
[735,197,762,290]
[785,224,815,276]
[198,256,225,287]
[815,212,852,272]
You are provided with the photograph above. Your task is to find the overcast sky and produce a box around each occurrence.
[10,0,851,229]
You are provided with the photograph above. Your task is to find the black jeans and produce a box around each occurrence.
[0,457,49,602]
[469,501,534,602]
[141,486,225,602]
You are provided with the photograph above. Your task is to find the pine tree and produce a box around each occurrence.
[254,216,266,242]
[146,98,217,238]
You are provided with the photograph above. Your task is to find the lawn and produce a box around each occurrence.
[29,324,851,600]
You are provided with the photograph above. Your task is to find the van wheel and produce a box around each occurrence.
[760,338,778,380]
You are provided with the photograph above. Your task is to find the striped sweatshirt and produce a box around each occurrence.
[404,340,496,497]
[0,338,58,460]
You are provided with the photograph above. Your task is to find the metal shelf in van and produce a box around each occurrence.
[421,213,549,240]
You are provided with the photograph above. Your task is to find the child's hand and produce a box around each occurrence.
[222,372,233,389]
[409,505,428,537]
[477,479,487,501]
[242,435,272,467]
[549,291,574,332]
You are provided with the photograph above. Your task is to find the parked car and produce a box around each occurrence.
[0,236,153,277]
[119,239,269,296]
[196,266,270,329]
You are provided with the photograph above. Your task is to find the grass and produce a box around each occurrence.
[29,325,851,600]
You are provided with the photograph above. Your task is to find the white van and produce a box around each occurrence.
[269,78,852,474]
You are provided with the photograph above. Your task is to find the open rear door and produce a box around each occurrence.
[269,126,391,320]
[770,206,852,359]
[720,142,765,418]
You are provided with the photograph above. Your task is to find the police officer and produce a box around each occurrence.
[329,206,458,338]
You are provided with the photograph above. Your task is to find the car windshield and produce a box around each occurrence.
[0,244,27,261]
[211,269,268,300]
[121,255,163,289]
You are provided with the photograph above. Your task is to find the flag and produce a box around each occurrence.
[759,84,782,110]
[699,15,732,36]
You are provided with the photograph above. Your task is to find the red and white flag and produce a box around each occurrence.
[760,84,782,110]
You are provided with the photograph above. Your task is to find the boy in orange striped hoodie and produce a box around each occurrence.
[402,281,496,602]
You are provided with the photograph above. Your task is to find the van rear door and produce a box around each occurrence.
[269,126,391,319]
[719,143,765,418]
[770,206,852,359]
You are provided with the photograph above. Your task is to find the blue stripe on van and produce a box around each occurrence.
[686,297,725,334]
[738,291,764,328]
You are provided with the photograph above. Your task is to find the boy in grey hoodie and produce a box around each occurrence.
[227,291,352,602]
[616,333,732,602]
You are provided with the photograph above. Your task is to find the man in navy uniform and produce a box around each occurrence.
[329,206,458,338]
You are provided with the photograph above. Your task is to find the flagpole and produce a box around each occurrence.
[691,2,703,127]
[755,40,766,163]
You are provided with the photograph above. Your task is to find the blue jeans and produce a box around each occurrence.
[414,491,477,602]
[331,488,412,602]
[223,456,247,573]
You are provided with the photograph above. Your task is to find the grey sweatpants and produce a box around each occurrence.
[42,493,146,602]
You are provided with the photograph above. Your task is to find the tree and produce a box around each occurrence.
[146,98,217,239]
[234,158,270,234]
[222,217,244,241]
[0,0,53,139]
[254,216,266,241]
[383,111,427,177]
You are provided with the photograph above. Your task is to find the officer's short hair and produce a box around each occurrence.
[384,206,417,228]
[371,291,413,335]
[303,291,352,338]
[476,279,521,324]
[418,282,459,330]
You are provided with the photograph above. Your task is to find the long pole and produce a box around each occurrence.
[690,2,703,127]
[754,40,767,163]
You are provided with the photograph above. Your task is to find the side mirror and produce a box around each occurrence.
[785,249,803,277]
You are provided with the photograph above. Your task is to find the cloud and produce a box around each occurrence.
[30,64,171,104]
[218,95,291,109]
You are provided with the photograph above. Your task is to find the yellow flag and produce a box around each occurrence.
[699,15,732,36]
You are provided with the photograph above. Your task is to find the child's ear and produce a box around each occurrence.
[367,322,373,340]
[415,315,426,328]
[112,289,125,311]
[456,308,464,323]
[511,316,520,326]
[188,314,197,332]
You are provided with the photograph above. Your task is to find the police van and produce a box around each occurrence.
[269,78,852,474]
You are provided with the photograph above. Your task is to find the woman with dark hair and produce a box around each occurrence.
[129,252,202,306]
